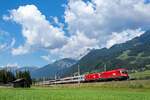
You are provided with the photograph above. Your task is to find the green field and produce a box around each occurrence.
[129,70,150,80]
[0,70,150,100]
[0,80,150,100]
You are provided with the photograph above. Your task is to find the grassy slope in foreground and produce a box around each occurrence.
[0,80,150,100]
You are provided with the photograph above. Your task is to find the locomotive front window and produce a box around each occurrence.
[82,76,85,79]
[122,70,127,74]
[99,73,102,77]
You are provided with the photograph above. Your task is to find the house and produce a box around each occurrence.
[12,78,30,88]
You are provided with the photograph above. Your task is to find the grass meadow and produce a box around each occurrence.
[129,70,150,80]
[0,80,150,100]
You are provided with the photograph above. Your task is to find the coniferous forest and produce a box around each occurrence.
[0,70,32,85]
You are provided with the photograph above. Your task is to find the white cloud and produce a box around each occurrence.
[40,55,51,62]
[52,16,64,28]
[0,30,9,36]
[0,30,11,51]
[106,28,145,48]
[0,44,6,51]
[49,0,149,59]
[64,0,150,45]
[0,63,19,68]
[6,63,19,67]
[0,65,4,68]
[5,5,67,56]
[3,1,150,60]
[10,38,16,47]
[12,45,30,55]
[2,15,10,21]
[50,32,99,59]
[0,36,16,52]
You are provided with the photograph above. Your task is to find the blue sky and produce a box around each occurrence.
[0,0,67,67]
[0,0,150,67]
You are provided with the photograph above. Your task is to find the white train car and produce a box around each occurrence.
[50,75,85,84]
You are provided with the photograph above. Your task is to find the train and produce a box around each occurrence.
[50,69,129,84]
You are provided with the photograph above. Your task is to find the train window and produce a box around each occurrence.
[122,70,127,74]
[82,76,86,79]
[56,79,61,81]
[99,73,102,77]
[73,78,79,80]
[64,79,72,81]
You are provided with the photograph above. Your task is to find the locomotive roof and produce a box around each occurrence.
[86,69,127,75]
[102,69,127,73]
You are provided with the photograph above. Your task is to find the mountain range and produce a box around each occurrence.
[62,30,150,77]
[1,30,150,78]
[0,66,37,74]
[0,58,77,78]
[31,58,77,78]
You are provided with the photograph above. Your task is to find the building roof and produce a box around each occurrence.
[13,78,25,83]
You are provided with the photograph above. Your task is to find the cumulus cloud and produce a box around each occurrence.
[3,0,150,60]
[64,0,150,44]
[40,55,51,62]
[0,44,6,51]
[106,28,145,48]
[0,30,16,51]
[49,0,149,59]
[0,63,19,68]
[10,38,16,47]
[0,29,12,51]
[12,45,30,55]
[4,5,67,55]
[2,15,10,21]
[50,31,100,59]
[6,63,19,67]
[52,16,64,28]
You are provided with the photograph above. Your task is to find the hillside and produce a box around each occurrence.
[129,70,150,80]
[63,30,150,76]
[0,59,76,78]
[17,66,37,72]
[31,58,77,78]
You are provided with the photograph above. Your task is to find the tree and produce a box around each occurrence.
[16,70,32,87]
[0,70,15,84]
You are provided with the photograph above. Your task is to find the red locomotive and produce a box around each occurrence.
[85,69,129,81]
[50,69,129,84]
